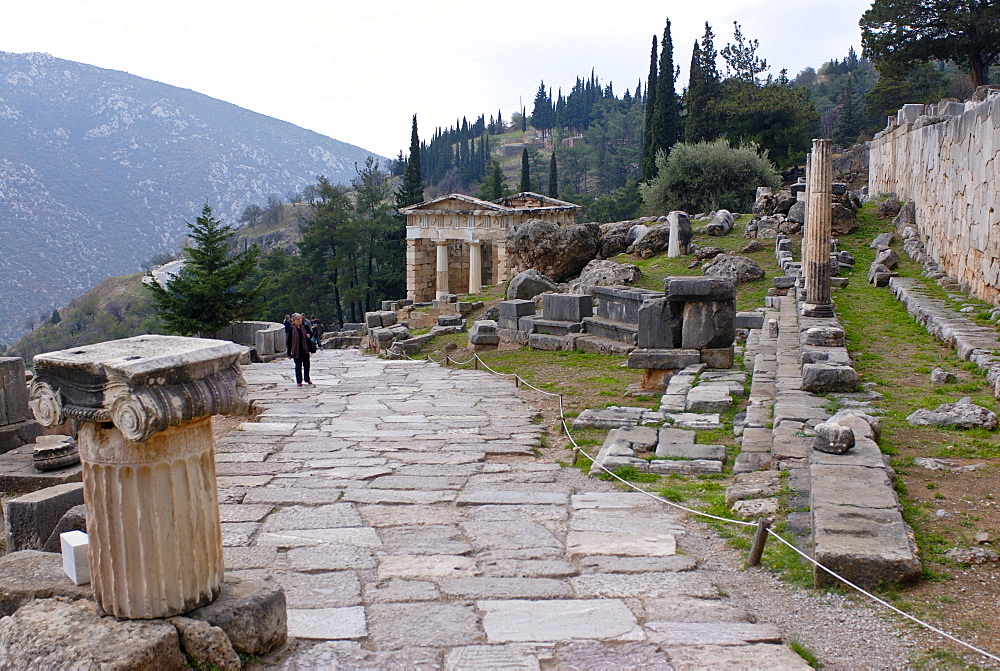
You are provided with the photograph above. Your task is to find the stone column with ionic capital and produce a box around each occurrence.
[29,335,248,619]
[802,138,834,317]
[468,241,482,294]
[435,240,450,299]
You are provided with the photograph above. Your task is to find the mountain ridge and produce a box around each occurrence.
[0,51,384,345]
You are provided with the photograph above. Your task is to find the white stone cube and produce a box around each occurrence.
[61,530,90,585]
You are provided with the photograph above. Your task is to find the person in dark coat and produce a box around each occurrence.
[286,313,313,386]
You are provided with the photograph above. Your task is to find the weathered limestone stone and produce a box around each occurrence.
[29,335,248,619]
[4,482,83,552]
[0,599,188,669]
[801,363,859,393]
[906,397,998,430]
[42,503,87,552]
[812,421,856,454]
[170,616,241,671]
[704,209,734,236]
[480,598,643,643]
[0,357,42,454]
[930,368,956,384]
[506,269,557,300]
[468,320,500,346]
[542,293,593,322]
[186,578,288,656]
[0,550,92,617]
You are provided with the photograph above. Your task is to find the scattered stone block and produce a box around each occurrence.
[498,300,536,331]
[655,443,725,461]
[731,498,779,518]
[572,408,644,430]
[664,413,722,430]
[686,386,732,413]
[636,298,681,349]
[802,326,846,347]
[468,320,500,346]
[735,312,765,329]
[437,314,464,328]
[528,333,565,351]
[5,482,84,552]
[649,459,723,475]
[906,397,998,430]
[801,364,859,393]
[542,294,593,322]
[812,422,856,454]
[930,368,955,384]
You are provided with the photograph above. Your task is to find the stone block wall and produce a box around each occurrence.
[448,240,470,295]
[869,93,1000,303]
[407,238,436,302]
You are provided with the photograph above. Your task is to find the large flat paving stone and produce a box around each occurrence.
[456,490,569,506]
[359,504,463,527]
[571,572,718,599]
[275,571,362,608]
[566,531,677,557]
[378,525,472,555]
[260,503,362,531]
[439,577,572,599]
[479,599,644,643]
[367,602,484,649]
[645,621,783,646]
[662,643,811,669]
[377,555,479,580]
[287,606,366,640]
[256,527,381,549]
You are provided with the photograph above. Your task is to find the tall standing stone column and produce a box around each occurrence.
[802,139,834,317]
[29,335,248,619]
[435,240,450,299]
[468,241,482,294]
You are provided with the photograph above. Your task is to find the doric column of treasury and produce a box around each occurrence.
[468,241,482,294]
[436,240,450,298]
[29,335,248,619]
[803,138,834,317]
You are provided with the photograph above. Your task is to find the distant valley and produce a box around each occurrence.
[0,51,384,345]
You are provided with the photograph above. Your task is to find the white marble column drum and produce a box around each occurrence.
[80,416,223,618]
[29,335,247,620]
[802,139,834,317]
[436,240,450,299]
[468,241,482,294]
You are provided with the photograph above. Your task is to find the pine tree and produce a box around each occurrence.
[396,114,424,207]
[651,19,682,162]
[519,148,531,192]
[145,205,262,337]
[548,152,558,197]
[479,161,509,201]
[641,35,659,181]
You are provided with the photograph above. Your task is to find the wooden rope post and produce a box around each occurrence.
[747,518,772,567]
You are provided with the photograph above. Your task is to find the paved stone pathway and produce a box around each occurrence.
[220,350,807,669]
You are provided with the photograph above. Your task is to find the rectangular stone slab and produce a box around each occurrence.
[479,599,644,643]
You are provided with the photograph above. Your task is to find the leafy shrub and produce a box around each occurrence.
[640,139,780,214]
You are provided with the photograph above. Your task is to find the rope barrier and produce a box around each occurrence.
[391,346,999,664]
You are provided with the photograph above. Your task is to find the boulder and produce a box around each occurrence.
[171,616,241,671]
[786,201,805,224]
[598,221,633,258]
[701,255,765,285]
[893,201,916,230]
[626,224,649,246]
[704,209,734,236]
[906,398,998,430]
[186,578,288,656]
[830,202,858,236]
[506,219,601,281]
[740,240,764,254]
[930,368,955,385]
[875,247,899,270]
[870,232,893,249]
[506,269,557,300]
[877,195,902,220]
[571,259,642,293]
[686,246,724,269]
[626,222,671,258]
[801,364,859,393]
[752,193,775,217]
[773,191,796,215]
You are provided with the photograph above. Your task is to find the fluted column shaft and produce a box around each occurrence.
[804,139,833,309]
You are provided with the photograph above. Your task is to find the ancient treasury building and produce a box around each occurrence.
[400,192,579,301]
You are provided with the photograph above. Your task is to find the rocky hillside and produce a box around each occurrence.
[0,51,383,345]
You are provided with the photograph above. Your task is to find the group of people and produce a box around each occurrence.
[283,313,325,386]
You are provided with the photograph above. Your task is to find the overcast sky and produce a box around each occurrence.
[3,0,873,159]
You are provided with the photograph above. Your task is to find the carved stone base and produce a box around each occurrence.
[801,302,835,318]
[79,416,223,619]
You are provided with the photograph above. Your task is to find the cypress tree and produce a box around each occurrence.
[685,22,721,143]
[520,148,531,192]
[641,35,659,181]
[651,18,682,163]
[548,152,558,198]
[396,114,424,207]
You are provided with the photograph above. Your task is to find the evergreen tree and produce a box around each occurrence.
[548,152,558,197]
[519,149,531,192]
[685,23,722,143]
[641,35,659,181]
[395,114,424,208]
[49,309,61,325]
[479,161,510,201]
[145,205,262,337]
[532,81,553,137]
[651,19,682,163]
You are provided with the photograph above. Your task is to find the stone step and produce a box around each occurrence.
[582,316,638,344]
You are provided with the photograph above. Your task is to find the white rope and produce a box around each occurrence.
[765,529,1000,664]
